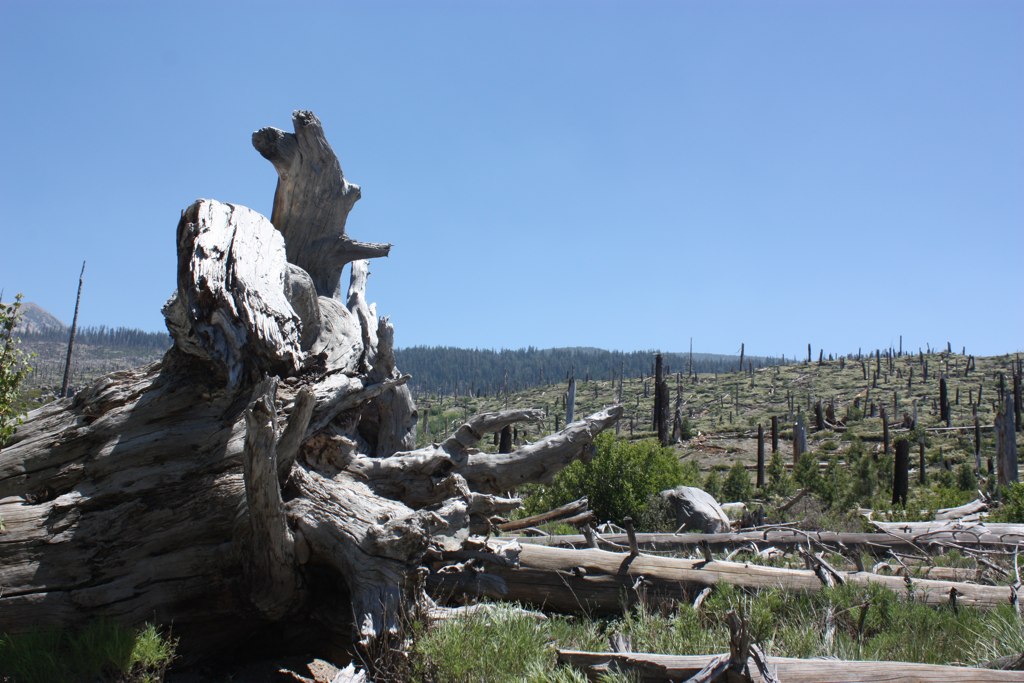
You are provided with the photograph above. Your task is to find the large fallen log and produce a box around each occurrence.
[873,521,1024,540]
[506,526,1024,554]
[0,111,622,662]
[430,543,1017,613]
[557,650,1024,682]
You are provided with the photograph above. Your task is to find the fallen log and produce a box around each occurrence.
[557,650,1024,682]
[431,543,1017,614]
[505,526,1024,554]
[497,497,589,532]
[873,521,1024,542]
[935,498,989,521]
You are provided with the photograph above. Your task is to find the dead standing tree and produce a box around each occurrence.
[0,111,622,658]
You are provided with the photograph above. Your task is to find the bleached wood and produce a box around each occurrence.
[557,650,1024,682]
[460,406,624,494]
[432,542,1016,613]
[497,497,589,532]
[0,111,624,663]
[253,110,390,298]
[172,200,304,386]
[241,377,301,619]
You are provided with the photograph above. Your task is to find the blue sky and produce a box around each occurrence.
[1,1,1021,358]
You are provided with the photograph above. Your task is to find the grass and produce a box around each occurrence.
[0,621,176,683]
[409,585,1024,682]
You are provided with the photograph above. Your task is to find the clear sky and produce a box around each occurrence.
[1,1,1021,358]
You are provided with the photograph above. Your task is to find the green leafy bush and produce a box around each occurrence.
[766,448,794,497]
[1,294,33,447]
[522,434,694,528]
[793,451,821,491]
[722,461,753,502]
[818,455,855,510]
[702,468,722,500]
[955,463,977,491]
[992,483,1024,523]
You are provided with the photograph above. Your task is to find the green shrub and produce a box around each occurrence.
[522,433,693,528]
[793,451,821,491]
[702,469,722,501]
[766,448,794,497]
[1,294,33,447]
[992,483,1024,522]
[955,463,977,491]
[722,461,753,502]
[818,455,854,510]
[850,449,876,505]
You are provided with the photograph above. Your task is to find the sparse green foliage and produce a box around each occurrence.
[0,620,176,683]
[818,455,854,510]
[722,461,753,502]
[522,433,693,528]
[992,483,1024,523]
[408,585,1024,681]
[793,451,821,491]
[955,463,976,491]
[702,468,722,500]
[766,448,794,497]
[677,413,694,440]
[0,294,33,447]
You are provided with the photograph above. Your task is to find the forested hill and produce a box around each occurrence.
[12,303,786,397]
[393,346,786,397]
[17,325,172,352]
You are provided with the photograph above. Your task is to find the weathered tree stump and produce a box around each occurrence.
[0,111,621,662]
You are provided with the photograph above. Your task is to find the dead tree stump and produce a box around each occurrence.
[0,111,622,662]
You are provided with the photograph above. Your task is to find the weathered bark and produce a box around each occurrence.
[252,111,389,298]
[0,112,622,662]
[496,498,590,533]
[756,424,765,489]
[893,439,910,506]
[997,393,1020,487]
[506,527,1024,554]
[60,260,85,398]
[557,650,1024,682]
[432,543,1018,614]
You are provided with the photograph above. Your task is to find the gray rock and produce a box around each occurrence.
[660,486,731,533]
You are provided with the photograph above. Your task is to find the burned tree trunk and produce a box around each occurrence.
[756,423,765,489]
[893,439,910,506]
[0,111,621,660]
[59,260,86,398]
[997,393,1019,487]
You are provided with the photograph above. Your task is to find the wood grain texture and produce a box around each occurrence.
[558,650,1024,682]
[253,111,390,298]
[432,542,1017,614]
[0,111,624,660]
[509,526,1024,554]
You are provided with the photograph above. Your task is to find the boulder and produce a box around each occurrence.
[720,502,748,521]
[660,486,731,533]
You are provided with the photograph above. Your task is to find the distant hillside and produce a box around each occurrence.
[394,346,785,397]
[16,302,66,334]
[14,303,171,394]
[11,304,782,399]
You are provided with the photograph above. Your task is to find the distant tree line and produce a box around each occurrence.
[16,325,172,352]
[394,346,787,397]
